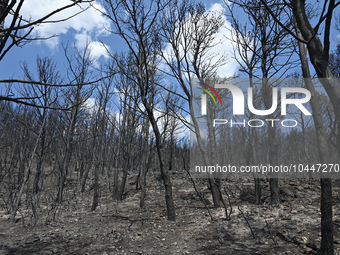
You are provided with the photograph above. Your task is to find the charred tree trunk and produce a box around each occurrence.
[91,163,99,211]
[118,163,129,200]
[33,120,46,194]
[143,98,176,220]
[294,12,334,253]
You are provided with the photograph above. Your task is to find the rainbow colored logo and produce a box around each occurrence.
[198,82,222,106]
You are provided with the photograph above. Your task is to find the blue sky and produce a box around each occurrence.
[1,1,340,91]
[1,0,339,142]
[1,1,112,78]
[0,1,240,81]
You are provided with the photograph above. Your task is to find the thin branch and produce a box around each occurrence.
[1,1,93,32]
[0,74,114,87]
[238,206,256,239]
[258,0,308,44]
[183,155,215,221]
[0,96,72,110]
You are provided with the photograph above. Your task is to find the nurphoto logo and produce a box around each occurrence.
[199,80,311,128]
[189,78,331,179]
[201,83,311,116]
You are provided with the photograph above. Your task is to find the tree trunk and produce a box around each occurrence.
[259,4,280,205]
[140,138,152,207]
[139,165,146,207]
[143,97,176,220]
[91,163,99,211]
[319,178,333,255]
[249,73,261,205]
[81,163,91,193]
[206,97,222,207]
[118,163,129,200]
[269,177,279,204]
[294,15,334,254]
[255,178,261,205]
[0,0,8,42]
[189,89,221,208]
[33,127,46,194]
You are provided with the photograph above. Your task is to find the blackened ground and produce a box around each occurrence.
[1,172,340,255]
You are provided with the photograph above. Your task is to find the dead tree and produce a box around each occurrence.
[100,0,176,220]
[0,0,104,108]
[260,0,340,253]
[159,1,228,208]
[227,0,297,204]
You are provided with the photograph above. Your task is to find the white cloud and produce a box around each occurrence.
[14,1,110,59]
[162,3,239,79]
[74,32,109,66]
[84,97,97,113]
[88,41,108,60]
[208,3,239,77]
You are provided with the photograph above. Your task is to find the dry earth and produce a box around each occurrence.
[1,172,340,255]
